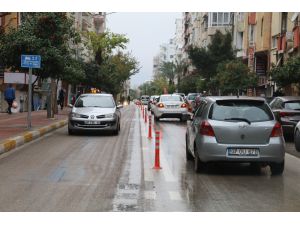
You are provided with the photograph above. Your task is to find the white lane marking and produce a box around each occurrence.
[144,191,156,200]
[144,169,154,182]
[168,191,182,201]
[160,149,177,182]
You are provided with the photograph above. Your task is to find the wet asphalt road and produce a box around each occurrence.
[0,104,300,211]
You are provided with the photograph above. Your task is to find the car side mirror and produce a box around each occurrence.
[117,105,123,109]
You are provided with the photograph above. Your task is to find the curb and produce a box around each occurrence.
[0,119,68,155]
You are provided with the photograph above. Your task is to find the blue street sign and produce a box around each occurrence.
[21,55,41,68]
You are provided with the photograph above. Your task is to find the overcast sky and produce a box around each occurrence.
[106,12,182,88]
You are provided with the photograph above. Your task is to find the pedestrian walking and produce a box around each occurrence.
[4,84,15,114]
[58,88,65,110]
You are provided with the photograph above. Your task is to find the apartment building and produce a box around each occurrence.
[271,12,300,95]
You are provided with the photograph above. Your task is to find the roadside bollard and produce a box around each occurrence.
[148,115,152,139]
[144,108,148,123]
[153,131,162,170]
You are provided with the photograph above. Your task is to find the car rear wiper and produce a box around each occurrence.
[224,118,251,125]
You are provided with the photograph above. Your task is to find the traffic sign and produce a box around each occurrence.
[21,55,41,68]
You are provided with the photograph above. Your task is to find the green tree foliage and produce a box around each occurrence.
[0,13,81,82]
[158,61,176,85]
[187,30,235,93]
[270,56,300,89]
[87,31,129,65]
[84,31,139,96]
[177,75,198,94]
[216,60,257,95]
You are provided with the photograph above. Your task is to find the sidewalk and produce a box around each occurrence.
[0,108,70,154]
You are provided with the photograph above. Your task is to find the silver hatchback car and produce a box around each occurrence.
[68,94,122,135]
[186,96,285,175]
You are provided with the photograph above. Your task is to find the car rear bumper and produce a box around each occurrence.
[196,136,285,163]
[155,108,189,118]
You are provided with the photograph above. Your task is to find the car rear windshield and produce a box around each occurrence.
[75,95,115,108]
[284,101,300,110]
[141,96,149,100]
[187,94,197,100]
[161,95,182,102]
[209,100,274,122]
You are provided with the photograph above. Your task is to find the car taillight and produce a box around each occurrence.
[270,122,283,137]
[157,103,164,108]
[181,103,187,108]
[279,111,295,117]
[199,121,215,137]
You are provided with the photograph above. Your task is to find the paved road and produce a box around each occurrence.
[1,104,300,211]
[0,105,142,211]
[143,116,300,211]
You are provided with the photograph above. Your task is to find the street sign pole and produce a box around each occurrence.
[21,55,41,129]
[27,67,32,129]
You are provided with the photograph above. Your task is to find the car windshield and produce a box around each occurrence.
[209,100,274,122]
[161,95,182,102]
[75,95,115,108]
[141,96,149,100]
[284,101,300,110]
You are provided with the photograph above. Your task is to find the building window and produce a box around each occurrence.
[281,12,288,33]
[272,36,277,49]
[249,25,255,43]
[261,18,264,36]
[210,12,231,27]
[212,13,218,26]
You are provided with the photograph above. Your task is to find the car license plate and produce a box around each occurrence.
[227,148,259,157]
[85,121,101,125]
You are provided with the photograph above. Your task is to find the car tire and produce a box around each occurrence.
[270,161,284,175]
[185,135,193,161]
[113,122,120,135]
[194,146,205,173]
[295,129,300,152]
[68,127,74,135]
[250,162,261,174]
[180,116,187,123]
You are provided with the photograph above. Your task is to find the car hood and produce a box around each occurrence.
[72,107,116,115]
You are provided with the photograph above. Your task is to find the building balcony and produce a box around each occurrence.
[293,26,300,49]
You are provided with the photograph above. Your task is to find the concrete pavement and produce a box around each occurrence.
[0,108,69,155]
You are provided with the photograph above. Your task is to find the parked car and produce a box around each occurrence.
[141,95,150,105]
[152,94,189,122]
[186,93,200,112]
[269,96,300,137]
[148,95,160,111]
[186,96,285,175]
[173,93,186,100]
[295,121,300,152]
[68,93,122,135]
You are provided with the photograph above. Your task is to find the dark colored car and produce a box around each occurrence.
[186,93,200,112]
[269,96,300,137]
[295,121,300,152]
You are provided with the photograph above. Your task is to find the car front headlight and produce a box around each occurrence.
[70,112,82,118]
[105,113,114,118]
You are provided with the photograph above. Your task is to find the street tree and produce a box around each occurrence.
[85,31,139,98]
[0,13,82,117]
[188,30,234,93]
[216,60,257,96]
[270,56,300,93]
[158,61,176,85]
